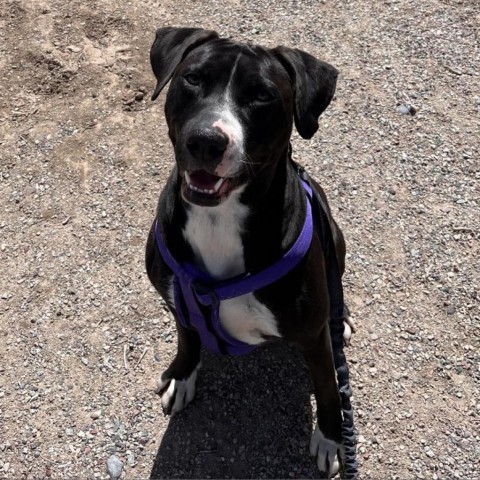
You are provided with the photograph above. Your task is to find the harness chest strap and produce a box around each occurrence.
[155,179,317,355]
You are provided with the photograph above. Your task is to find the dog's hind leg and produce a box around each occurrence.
[156,319,201,416]
[303,325,343,478]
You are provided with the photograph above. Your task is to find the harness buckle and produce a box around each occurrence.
[191,281,219,307]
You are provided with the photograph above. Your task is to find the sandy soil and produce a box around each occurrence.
[0,0,479,479]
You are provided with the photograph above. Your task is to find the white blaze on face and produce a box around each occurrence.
[211,53,245,178]
[212,113,244,177]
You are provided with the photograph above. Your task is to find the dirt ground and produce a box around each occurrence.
[0,0,479,479]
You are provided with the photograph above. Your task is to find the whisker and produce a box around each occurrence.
[240,154,260,179]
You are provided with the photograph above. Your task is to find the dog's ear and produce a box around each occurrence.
[150,27,219,101]
[272,46,338,139]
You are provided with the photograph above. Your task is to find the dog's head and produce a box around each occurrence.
[151,27,338,207]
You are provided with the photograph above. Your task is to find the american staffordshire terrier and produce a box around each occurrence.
[145,27,354,477]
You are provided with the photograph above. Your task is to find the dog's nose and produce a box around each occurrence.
[186,129,228,163]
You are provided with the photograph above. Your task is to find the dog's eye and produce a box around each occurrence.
[254,88,274,102]
[184,73,201,86]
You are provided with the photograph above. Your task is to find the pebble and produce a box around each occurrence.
[397,104,417,116]
[91,410,102,420]
[447,306,456,315]
[107,455,123,480]
[425,448,435,458]
[127,452,136,466]
[135,91,144,101]
[388,187,396,195]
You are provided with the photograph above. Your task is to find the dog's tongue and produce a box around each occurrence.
[189,170,221,190]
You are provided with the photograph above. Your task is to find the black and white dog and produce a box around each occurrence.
[145,27,353,477]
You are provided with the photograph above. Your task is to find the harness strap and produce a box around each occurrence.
[154,178,314,356]
[155,181,313,302]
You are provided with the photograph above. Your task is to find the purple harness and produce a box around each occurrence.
[155,179,314,355]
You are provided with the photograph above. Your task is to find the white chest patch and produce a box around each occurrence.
[182,192,281,345]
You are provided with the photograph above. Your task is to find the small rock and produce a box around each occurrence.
[388,187,396,195]
[91,410,101,420]
[127,452,136,466]
[397,104,416,116]
[107,455,123,480]
[67,45,81,53]
[447,306,456,315]
[65,428,74,436]
[134,91,144,101]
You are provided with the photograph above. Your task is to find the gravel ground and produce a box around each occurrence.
[0,0,479,479]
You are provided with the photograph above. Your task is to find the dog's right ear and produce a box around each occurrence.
[150,27,219,101]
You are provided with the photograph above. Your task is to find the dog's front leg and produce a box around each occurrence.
[156,318,201,416]
[303,325,343,478]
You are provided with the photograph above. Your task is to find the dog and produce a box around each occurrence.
[145,27,353,478]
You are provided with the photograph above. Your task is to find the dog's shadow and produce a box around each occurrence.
[150,342,321,479]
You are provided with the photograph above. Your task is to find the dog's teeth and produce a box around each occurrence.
[185,173,222,195]
[214,177,225,192]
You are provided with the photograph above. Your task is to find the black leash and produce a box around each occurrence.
[294,161,359,479]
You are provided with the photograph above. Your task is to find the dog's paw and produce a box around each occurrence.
[155,364,200,416]
[343,314,356,346]
[310,425,343,478]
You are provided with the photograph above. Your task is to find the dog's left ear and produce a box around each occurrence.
[151,27,219,101]
[273,46,338,139]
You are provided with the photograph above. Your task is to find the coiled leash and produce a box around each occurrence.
[296,163,358,479]
[155,161,358,478]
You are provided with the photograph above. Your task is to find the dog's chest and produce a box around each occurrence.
[182,198,280,345]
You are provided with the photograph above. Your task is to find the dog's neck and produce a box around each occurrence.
[183,187,249,280]
[179,150,306,280]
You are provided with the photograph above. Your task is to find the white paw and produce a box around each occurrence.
[155,364,200,415]
[310,425,343,477]
[343,314,356,346]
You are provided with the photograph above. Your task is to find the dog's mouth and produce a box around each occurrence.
[181,170,237,206]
